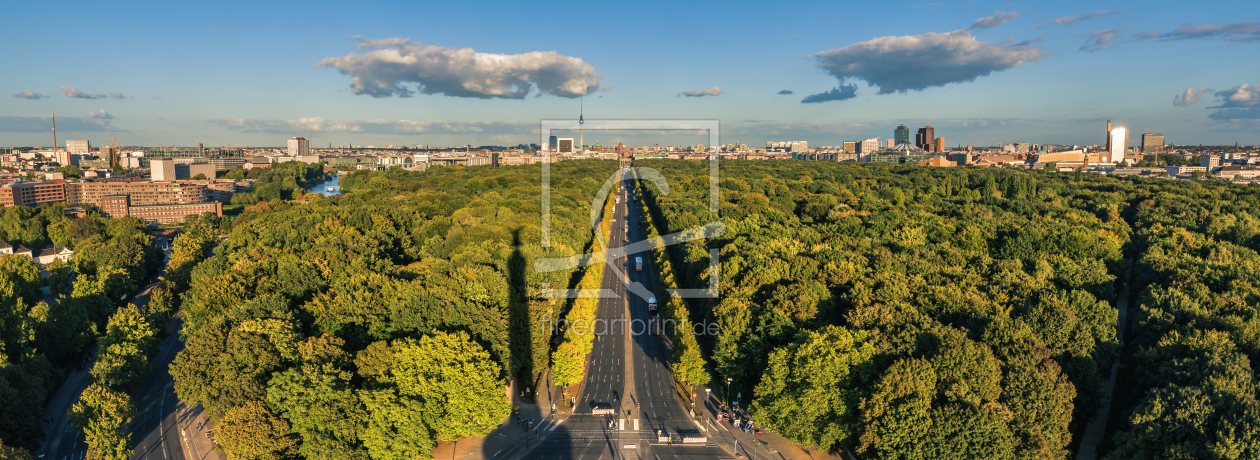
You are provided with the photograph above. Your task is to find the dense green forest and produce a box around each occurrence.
[224,161,331,205]
[630,160,1260,459]
[0,203,169,455]
[170,162,615,459]
[8,158,1258,459]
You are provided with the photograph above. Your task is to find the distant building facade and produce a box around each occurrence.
[287,137,310,156]
[916,126,936,152]
[1109,127,1128,163]
[895,125,910,145]
[856,138,880,158]
[66,140,91,155]
[100,195,223,225]
[1142,133,1165,153]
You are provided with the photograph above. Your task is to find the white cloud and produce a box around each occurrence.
[12,90,48,99]
[776,90,794,95]
[971,11,1019,30]
[88,109,113,119]
[1053,10,1124,26]
[678,87,723,97]
[108,91,125,99]
[808,30,1045,94]
[1080,28,1124,52]
[1140,23,1260,42]
[1173,87,1214,107]
[210,117,535,135]
[317,38,603,99]
[61,86,110,99]
[1207,84,1260,120]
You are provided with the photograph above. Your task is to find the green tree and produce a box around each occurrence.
[265,334,368,459]
[388,331,509,441]
[0,440,33,460]
[91,305,159,388]
[69,384,134,460]
[57,164,82,178]
[358,389,435,460]
[752,326,877,452]
[217,400,300,460]
[46,259,71,297]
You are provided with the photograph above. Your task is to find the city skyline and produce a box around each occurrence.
[2,0,1258,147]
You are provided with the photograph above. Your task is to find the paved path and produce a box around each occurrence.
[1075,261,1134,460]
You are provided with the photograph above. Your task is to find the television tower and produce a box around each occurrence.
[51,113,57,152]
[579,97,584,154]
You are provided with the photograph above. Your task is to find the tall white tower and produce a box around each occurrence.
[1109,127,1127,164]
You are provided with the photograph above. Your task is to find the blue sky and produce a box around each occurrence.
[2,0,1257,148]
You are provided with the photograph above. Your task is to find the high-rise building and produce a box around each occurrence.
[856,138,880,154]
[66,140,91,155]
[842,141,856,153]
[549,135,558,151]
[895,125,910,145]
[934,138,945,152]
[1201,155,1220,169]
[916,126,936,152]
[1109,127,1127,164]
[1142,133,1165,153]
[287,137,310,156]
[1105,120,1113,152]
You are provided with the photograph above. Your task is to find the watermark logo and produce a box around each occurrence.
[534,120,724,302]
[538,313,722,337]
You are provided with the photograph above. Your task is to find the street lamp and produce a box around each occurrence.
[726,378,733,405]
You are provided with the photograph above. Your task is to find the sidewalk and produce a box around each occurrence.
[176,403,223,460]
[433,375,557,460]
[694,384,849,460]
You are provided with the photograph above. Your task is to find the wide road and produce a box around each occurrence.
[525,167,727,460]
[44,251,199,460]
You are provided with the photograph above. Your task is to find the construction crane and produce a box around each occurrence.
[106,135,133,168]
[308,127,318,152]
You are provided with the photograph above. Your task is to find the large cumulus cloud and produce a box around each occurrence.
[807,30,1045,96]
[317,38,603,99]
[1207,84,1260,120]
